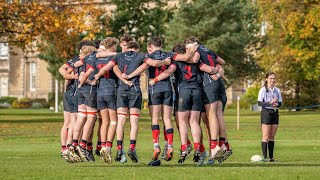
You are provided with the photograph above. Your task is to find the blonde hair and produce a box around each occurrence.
[100,37,119,49]
[80,46,97,56]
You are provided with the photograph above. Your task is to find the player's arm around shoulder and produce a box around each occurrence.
[145,57,171,67]
[149,63,176,86]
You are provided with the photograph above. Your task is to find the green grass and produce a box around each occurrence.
[0,108,319,179]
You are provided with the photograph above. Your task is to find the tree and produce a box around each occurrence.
[165,0,261,86]
[257,0,320,107]
[0,0,105,79]
[109,0,173,50]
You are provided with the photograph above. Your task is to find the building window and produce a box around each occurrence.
[30,62,37,91]
[0,43,9,58]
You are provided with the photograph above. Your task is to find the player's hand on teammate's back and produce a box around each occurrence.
[123,79,133,87]
[88,80,97,86]
[94,74,100,81]
[210,73,220,81]
[72,74,78,80]
[122,73,129,80]
[164,57,171,65]
[210,66,218,74]
[149,79,155,86]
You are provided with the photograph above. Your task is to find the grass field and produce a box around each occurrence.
[0,108,319,179]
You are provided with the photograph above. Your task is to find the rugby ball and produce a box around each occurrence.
[251,155,264,162]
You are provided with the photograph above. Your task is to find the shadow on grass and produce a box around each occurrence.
[224,111,319,117]
[0,113,59,116]
[0,118,152,123]
[0,119,62,123]
[74,162,320,168]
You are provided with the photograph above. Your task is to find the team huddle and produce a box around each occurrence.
[59,34,232,166]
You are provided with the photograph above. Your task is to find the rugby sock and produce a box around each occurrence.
[194,142,200,151]
[130,140,136,150]
[72,139,78,147]
[219,137,226,147]
[151,125,160,148]
[187,139,192,146]
[181,144,187,152]
[163,126,168,147]
[225,142,230,151]
[163,126,168,141]
[67,144,72,148]
[117,140,123,150]
[87,142,93,151]
[200,144,205,153]
[261,141,268,159]
[96,141,102,150]
[106,141,112,148]
[101,142,106,147]
[166,128,174,148]
[268,141,274,159]
[61,146,67,150]
[210,139,218,149]
[80,139,87,148]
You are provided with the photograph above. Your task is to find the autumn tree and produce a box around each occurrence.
[0,0,106,79]
[165,0,261,86]
[257,0,320,107]
[109,0,173,50]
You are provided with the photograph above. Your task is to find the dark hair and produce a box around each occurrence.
[126,41,140,50]
[120,34,133,43]
[148,36,162,47]
[172,43,186,54]
[264,71,276,92]
[77,40,96,51]
[93,39,101,49]
[184,37,200,45]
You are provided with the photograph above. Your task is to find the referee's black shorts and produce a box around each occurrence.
[261,108,279,124]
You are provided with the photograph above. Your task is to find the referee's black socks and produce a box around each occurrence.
[268,141,275,159]
[261,141,268,159]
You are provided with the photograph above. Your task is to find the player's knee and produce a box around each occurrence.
[110,120,117,126]
[78,111,87,118]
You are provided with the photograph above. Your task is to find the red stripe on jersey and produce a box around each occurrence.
[199,62,205,68]
[80,58,84,64]
[65,63,71,67]
[89,65,94,70]
[207,54,215,67]
[111,60,116,64]
[172,54,178,61]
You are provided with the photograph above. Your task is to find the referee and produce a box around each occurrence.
[257,72,282,162]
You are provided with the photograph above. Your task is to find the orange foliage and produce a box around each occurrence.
[0,0,107,58]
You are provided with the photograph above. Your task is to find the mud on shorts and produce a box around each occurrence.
[148,91,173,106]
[177,89,202,112]
[117,90,142,110]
